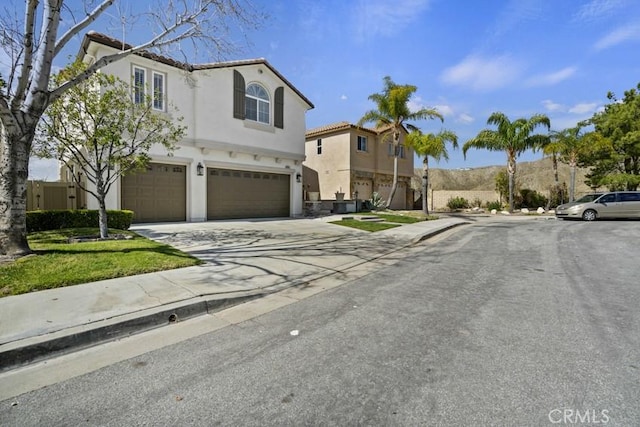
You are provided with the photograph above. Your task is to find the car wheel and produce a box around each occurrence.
[582,209,597,221]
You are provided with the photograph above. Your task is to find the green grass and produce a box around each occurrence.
[0,228,201,297]
[329,219,402,232]
[369,213,423,224]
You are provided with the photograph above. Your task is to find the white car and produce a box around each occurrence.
[556,191,640,221]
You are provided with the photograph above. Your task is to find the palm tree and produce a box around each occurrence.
[463,112,550,212]
[547,126,591,202]
[358,76,443,208]
[406,129,458,214]
[536,130,563,205]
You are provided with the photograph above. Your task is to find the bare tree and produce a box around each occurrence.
[0,0,263,260]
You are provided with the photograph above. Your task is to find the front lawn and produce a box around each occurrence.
[369,213,424,223]
[329,219,402,232]
[0,228,201,297]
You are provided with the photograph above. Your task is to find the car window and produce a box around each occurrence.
[598,194,617,203]
[576,194,602,203]
[619,192,640,202]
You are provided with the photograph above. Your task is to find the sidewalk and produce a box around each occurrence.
[0,215,469,372]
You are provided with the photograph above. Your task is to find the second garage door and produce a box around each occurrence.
[207,168,290,219]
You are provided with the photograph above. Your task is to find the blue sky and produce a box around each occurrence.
[17,0,640,178]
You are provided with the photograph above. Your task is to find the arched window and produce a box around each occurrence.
[245,83,270,124]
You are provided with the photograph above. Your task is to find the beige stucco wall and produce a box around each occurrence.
[304,132,351,200]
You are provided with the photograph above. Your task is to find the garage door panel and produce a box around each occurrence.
[122,163,186,223]
[207,168,290,219]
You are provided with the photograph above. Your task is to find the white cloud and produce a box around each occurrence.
[457,113,475,124]
[491,0,547,38]
[441,54,523,91]
[541,99,566,112]
[340,94,348,100]
[354,0,431,41]
[594,23,640,50]
[549,115,592,132]
[28,158,60,181]
[568,102,598,114]
[434,104,454,117]
[573,0,626,22]
[407,97,453,118]
[526,67,577,87]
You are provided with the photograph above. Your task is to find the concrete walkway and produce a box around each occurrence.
[0,215,469,371]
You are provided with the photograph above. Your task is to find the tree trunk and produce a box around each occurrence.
[569,162,576,202]
[98,202,109,239]
[552,154,559,184]
[96,176,109,239]
[422,156,429,215]
[507,156,516,213]
[386,130,401,209]
[0,127,33,259]
[386,151,399,209]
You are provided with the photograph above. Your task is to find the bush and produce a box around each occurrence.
[518,189,548,209]
[548,183,567,207]
[447,196,469,210]
[486,200,502,211]
[472,197,483,208]
[370,192,387,210]
[26,209,134,232]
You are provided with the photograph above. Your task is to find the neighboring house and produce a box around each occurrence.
[70,32,313,222]
[303,122,413,209]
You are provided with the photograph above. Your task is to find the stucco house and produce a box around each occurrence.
[303,122,413,209]
[69,32,313,222]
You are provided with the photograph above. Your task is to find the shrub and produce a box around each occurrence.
[472,197,483,208]
[26,209,134,232]
[486,200,502,211]
[370,192,387,210]
[518,189,548,209]
[447,196,469,210]
[548,183,567,207]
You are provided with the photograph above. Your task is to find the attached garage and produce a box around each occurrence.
[121,163,186,223]
[353,179,373,200]
[207,168,290,219]
[378,182,407,210]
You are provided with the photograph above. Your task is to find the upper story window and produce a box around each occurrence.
[233,70,284,129]
[246,83,270,124]
[357,136,368,152]
[133,66,146,104]
[387,143,406,158]
[152,71,165,111]
[317,139,322,155]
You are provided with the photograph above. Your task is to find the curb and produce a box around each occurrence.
[411,221,469,244]
[0,292,263,372]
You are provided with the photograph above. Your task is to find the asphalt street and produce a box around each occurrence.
[1,218,639,426]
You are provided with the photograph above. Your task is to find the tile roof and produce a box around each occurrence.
[305,122,379,138]
[305,122,402,138]
[80,32,313,109]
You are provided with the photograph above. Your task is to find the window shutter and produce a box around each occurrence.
[274,86,284,129]
[233,70,245,119]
